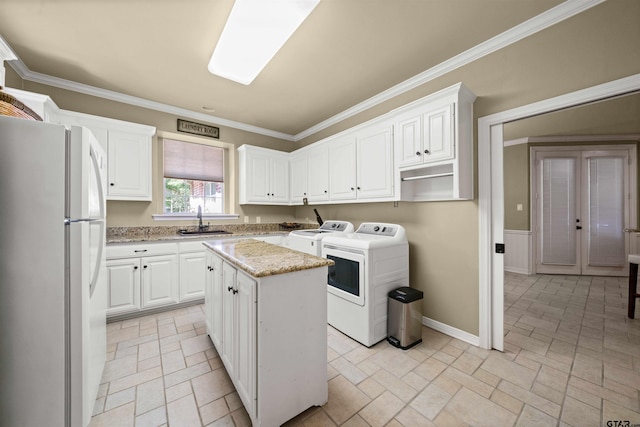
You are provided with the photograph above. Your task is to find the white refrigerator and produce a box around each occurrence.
[0,115,107,427]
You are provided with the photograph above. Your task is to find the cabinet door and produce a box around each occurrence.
[306,144,329,202]
[234,271,257,415]
[357,124,394,199]
[204,251,214,336]
[141,254,179,308]
[179,251,206,302]
[221,262,237,376]
[290,152,308,204]
[209,254,224,350]
[270,154,290,203]
[106,258,140,316]
[107,130,152,200]
[397,114,423,167]
[244,150,271,203]
[423,103,454,163]
[329,136,357,201]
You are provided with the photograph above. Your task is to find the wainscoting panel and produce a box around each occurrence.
[504,230,532,274]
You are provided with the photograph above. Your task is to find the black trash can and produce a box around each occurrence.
[387,287,423,350]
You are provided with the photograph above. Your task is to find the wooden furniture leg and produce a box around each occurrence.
[629,261,638,319]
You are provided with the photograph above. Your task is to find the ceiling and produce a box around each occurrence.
[1,0,565,137]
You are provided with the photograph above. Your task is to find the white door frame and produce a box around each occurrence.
[477,73,640,350]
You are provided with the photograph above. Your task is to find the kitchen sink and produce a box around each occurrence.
[177,229,233,236]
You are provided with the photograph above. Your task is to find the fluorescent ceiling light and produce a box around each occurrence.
[208,0,320,85]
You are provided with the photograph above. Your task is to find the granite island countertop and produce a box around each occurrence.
[204,238,334,278]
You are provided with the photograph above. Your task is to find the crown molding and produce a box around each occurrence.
[505,134,640,147]
[3,0,604,142]
[293,0,606,140]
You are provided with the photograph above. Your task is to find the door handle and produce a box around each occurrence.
[576,226,582,230]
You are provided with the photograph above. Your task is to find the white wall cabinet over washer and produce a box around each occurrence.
[395,82,476,201]
[238,145,290,204]
[329,121,395,202]
[289,142,330,205]
[54,109,155,201]
[105,243,179,317]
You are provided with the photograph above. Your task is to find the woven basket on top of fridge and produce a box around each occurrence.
[0,87,42,121]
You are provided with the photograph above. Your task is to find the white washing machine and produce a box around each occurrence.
[321,223,409,347]
[288,220,354,256]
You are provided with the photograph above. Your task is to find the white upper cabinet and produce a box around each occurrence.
[305,143,330,203]
[328,122,395,202]
[356,122,394,200]
[238,82,475,205]
[397,103,454,168]
[289,142,330,205]
[289,151,308,204]
[107,130,152,201]
[395,83,476,201]
[238,145,290,205]
[54,109,155,201]
[328,134,357,201]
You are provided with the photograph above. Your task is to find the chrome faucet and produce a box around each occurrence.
[197,205,208,231]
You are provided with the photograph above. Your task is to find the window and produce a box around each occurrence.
[163,138,224,214]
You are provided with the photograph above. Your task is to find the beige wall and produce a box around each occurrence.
[6,0,639,336]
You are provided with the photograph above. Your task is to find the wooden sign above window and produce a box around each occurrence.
[177,119,219,139]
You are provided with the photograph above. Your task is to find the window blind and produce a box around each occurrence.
[163,139,224,182]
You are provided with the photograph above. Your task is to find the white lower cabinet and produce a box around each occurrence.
[140,255,179,308]
[106,241,204,318]
[106,258,141,314]
[178,241,208,302]
[205,249,328,426]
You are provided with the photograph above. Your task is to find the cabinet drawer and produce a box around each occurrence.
[107,242,179,259]
[178,240,209,253]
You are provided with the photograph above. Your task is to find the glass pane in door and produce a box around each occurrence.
[588,157,625,267]
[541,158,577,265]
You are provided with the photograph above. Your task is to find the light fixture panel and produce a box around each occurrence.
[209,0,320,85]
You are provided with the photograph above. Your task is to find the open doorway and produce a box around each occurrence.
[477,73,640,350]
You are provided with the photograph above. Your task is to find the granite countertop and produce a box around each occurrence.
[204,239,334,278]
[107,223,315,244]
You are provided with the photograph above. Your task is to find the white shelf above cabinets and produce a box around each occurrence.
[394,82,476,201]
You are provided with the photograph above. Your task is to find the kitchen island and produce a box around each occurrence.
[204,239,333,427]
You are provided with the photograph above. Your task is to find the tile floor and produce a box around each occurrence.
[90,272,640,427]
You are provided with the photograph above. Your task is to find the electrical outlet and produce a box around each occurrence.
[516,204,523,211]
[244,216,249,223]
[256,216,261,224]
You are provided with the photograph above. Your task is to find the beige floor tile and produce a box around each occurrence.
[359,391,404,427]
[394,405,437,427]
[181,333,214,357]
[451,352,483,375]
[165,381,192,403]
[161,349,186,374]
[433,409,470,427]
[371,368,419,403]
[136,377,165,415]
[505,331,550,355]
[445,388,517,427]
[602,401,640,425]
[413,357,448,381]
[442,367,494,398]
[560,396,601,427]
[135,406,167,427]
[498,380,561,418]
[330,357,369,385]
[109,366,163,394]
[164,360,211,388]
[357,377,385,399]
[409,383,452,421]
[89,401,135,427]
[368,346,420,378]
[191,368,235,408]
[323,376,371,425]
[224,391,243,412]
[105,387,136,412]
[199,397,230,425]
[536,365,569,392]
[167,394,201,427]
[490,389,524,415]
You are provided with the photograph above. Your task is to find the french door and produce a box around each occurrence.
[534,147,632,276]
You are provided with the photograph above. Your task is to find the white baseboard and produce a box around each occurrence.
[422,316,480,347]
